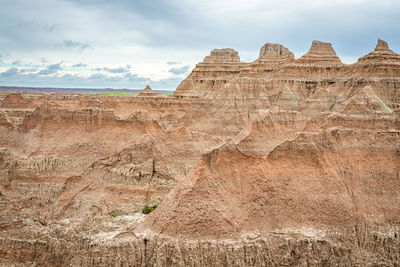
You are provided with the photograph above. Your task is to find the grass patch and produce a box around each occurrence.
[142,204,158,214]
[88,91,138,96]
[110,212,118,217]
[87,91,172,96]
[134,204,158,214]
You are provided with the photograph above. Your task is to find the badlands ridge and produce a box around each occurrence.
[0,39,399,266]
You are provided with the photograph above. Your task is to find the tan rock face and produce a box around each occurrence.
[138,85,163,97]
[295,40,343,65]
[358,39,400,63]
[204,48,241,63]
[334,86,393,114]
[256,43,295,64]
[173,48,243,97]
[0,39,400,266]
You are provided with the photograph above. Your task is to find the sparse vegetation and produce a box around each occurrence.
[87,91,172,96]
[141,204,158,214]
[89,91,138,96]
[110,212,118,217]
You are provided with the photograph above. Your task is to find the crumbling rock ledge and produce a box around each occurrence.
[0,38,399,266]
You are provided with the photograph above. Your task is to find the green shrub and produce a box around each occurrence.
[110,213,118,217]
[141,204,158,214]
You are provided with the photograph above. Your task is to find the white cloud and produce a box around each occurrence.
[63,40,92,50]
[168,65,190,75]
[0,0,399,89]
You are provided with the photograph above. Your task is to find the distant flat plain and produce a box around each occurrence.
[0,86,173,96]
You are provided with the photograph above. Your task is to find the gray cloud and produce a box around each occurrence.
[103,67,130,73]
[73,63,87,67]
[89,73,107,79]
[167,61,179,65]
[19,68,38,73]
[63,40,92,50]
[124,73,148,82]
[1,0,399,90]
[12,60,21,65]
[48,62,63,71]
[0,66,175,89]
[67,0,400,56]
[0,68,19,77]
[168,65,190,75]
[45,25,57,32]
[38,62,63,75]
[38,69,56,75]
[17,21,57,32]
[152,77,184,90]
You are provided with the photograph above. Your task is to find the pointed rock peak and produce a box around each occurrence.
[203,48,240,63]
[375,39,389,51]
[259,43,294,57]
[210,48,238,57]
[296,40,342,65]
[138,85,162,97]
[358,39,400,63]
[143,85,153,92]
[255,43,294,64]
[311,40,332,47]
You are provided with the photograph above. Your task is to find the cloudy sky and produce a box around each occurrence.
[0,0,399,90]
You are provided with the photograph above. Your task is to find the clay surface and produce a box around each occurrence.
[0,39,399,266]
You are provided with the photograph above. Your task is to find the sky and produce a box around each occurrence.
[0,0,399,90]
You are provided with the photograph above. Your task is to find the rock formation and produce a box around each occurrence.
[250,43,295,67]
[335,85,393,114]
[358,39,400,64]
[138,85,163,97]
[173,48,244,97]
[203,48,241,63]
[0,39,399,266]
[295,40,343,65]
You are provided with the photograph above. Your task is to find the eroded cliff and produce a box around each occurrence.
[0,39,399,266]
